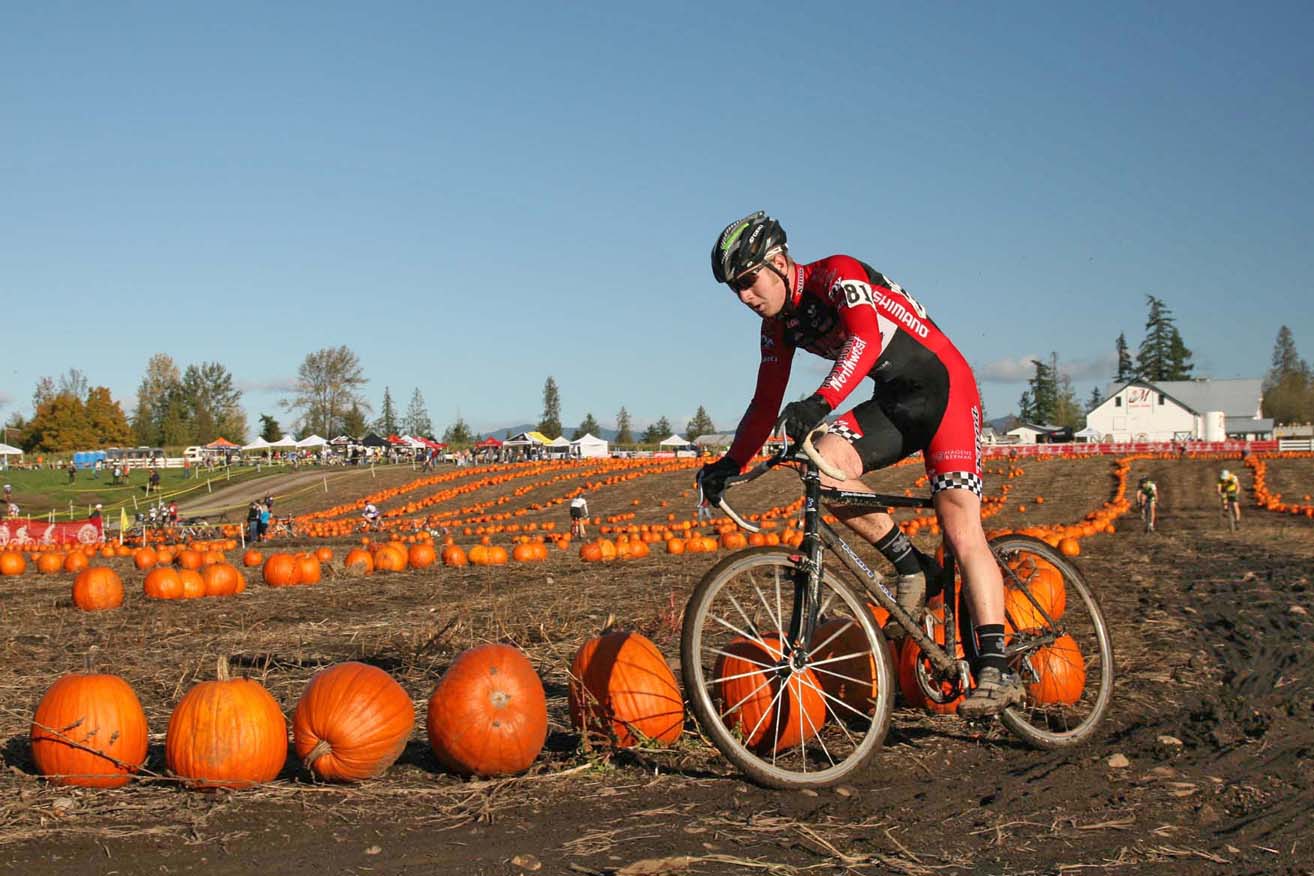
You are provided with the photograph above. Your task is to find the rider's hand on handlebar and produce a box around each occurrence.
[781,393,831,443]
[696,456,741,506]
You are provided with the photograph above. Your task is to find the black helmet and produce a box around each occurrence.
[711,211,787,284]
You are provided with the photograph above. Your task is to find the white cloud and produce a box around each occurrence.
[238,377,299,394]
[977,352,1117,384]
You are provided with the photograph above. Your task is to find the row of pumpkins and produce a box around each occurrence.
[1246,454,1314,518]
[34,579,1089,790]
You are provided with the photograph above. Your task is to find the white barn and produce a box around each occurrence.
[1085,378,1273,442]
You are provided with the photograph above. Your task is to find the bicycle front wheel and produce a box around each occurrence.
[989,535,1114,748]
[681,547,896,789]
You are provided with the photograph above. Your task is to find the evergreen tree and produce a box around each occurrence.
[375,386,399,436]
[442,417,474,445]
[181,362,244,443]
[1024,357,1059,423]
[1017,389,1034,422]
[1115,332,1135,382]
[403,388,432,436]
[1088,386,1104,411]
[1262,325,1314,425]
[259,414,281,442]
[615,406,633,445]
[654,416,673,438]
[1052,372,1083,430]
[686,405,715,441]
[1136,296,1194,381]
[538,377,562,437]
[574,412,601,440]
[341,404,366,437]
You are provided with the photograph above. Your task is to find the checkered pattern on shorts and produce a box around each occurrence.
[930,471,983,498]
[828,418,862,444]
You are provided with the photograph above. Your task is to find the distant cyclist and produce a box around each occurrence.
[1217,469,1241,527]
[1135,477,1158,532]
[362,501,381,530]
[569,495,589,538]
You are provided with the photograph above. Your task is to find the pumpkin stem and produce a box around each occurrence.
[304,739,332,769]
[216,655,230,681]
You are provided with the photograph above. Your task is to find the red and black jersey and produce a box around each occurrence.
[728,255,977,475]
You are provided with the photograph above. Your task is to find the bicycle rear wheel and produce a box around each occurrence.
[989,535,1114,748]
[681,546,896,789]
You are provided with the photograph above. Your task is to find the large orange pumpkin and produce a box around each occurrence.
[166,658,288,789]
[36,552,64,574]
[178,569,207,599]
[201,563,240,597]
[568,632,684,748]
[373,545,407,573]
[30,673,148,788]
[293,662,415,782]
[344,548,374,575]
[72,567,124,612]
[242,549,263,568]
[1024,634,1086,705]
[62,551,89,574]
[144,567,183,599]
[712,634,826,753]
[809,606,893,719]
[133,547,158,570]
[0,550,27,576]
[407,543,436,569]
[263,553,300,587]
[296,554,322,585]
[896,608,965,715]
[426,644,547,777]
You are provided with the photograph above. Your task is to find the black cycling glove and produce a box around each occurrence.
[781,393,831,442]
[697,456,742,506]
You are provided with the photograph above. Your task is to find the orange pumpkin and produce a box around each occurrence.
[293,662,415,782]
[242,549,263,567]
[30,673,148,788]
[179,569,207,599]
[1024,634,1086,705]
[143,567,184,600]
[263,553,300,587]
[407,542,436,568]
[1058,537,1081,558]
[133,547,158,570]
[897,609,965,715]
[568,632,684,748]
[166,658,288,789]
[63,551,89,574]
[344,548,375,575]
[175,549,203,571]
[72,567,124,612]
[36,552,65,574]
[201,563,240,597]
[296,554,322,585]
[314,546,334,564]
[373,546,407,573]
[426,644,547,777]
[0,550,27,576]
[712,634,826,753]
[809,606,893,719]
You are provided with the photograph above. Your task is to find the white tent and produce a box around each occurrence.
[571,433,609,458]
[659,434,691,447]
[242,437,271,451]
[0,442,21,470]
[269,435,298,448]
[296,434,328,448]
[1074,426,1102,443]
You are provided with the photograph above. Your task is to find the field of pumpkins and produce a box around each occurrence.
[2,450,1312,872]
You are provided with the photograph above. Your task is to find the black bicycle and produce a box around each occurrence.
[680,423,1115,789]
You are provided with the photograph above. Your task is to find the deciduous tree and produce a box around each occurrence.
[282,346,370,437]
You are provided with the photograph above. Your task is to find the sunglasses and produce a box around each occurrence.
[729,268,761,292]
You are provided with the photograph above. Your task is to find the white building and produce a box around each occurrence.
[1085,378,1273,442]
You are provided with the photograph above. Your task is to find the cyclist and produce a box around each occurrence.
[569,495,590,538]
[362,501,381,531]
[1136,477,1158,532]
[1217,468,1241,527]
[697,211,1023,717]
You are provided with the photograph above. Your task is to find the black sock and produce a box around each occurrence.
[873,526,922,576]
[974,623,1009,674]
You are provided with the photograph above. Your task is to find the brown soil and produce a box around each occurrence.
[1,456,1312,875]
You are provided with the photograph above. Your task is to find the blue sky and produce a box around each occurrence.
[3,2,1312,438]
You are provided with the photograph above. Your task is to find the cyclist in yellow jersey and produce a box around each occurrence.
[1217,469,1241,526]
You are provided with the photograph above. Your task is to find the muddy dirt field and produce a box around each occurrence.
[2,455,1312,875]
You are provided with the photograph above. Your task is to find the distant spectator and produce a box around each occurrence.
[89,503,102,523]
[247,502,261,543]
[149,469,161,494]
[168,501,179,524]
[2,484,11,503]
[5,501,18,519]
[67,462,77,483]
[258,502,271,540]
[111,464,122,485]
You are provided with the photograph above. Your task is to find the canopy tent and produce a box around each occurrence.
[0,443,22,456]
[268,435,298,449]
[418,437,447,450]
[1073,426,1102,443]
[329,435,355,446]
[571,433,609,458]
[474,436,503,448]
[241,437,271,451]
[360,433,390,448]
[296,434,328,448]
[659,434,691,447]
[548,436,571,447]
[204,437,240,449]
[502,431,551,448]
